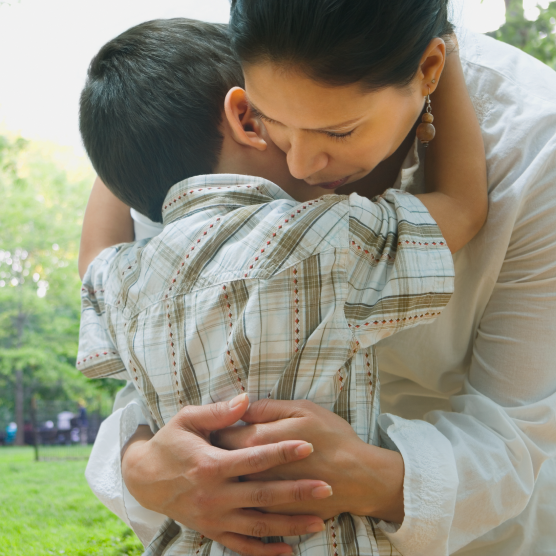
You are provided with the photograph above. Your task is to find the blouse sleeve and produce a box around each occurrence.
[85,390,166,547]
[376,144,556,555]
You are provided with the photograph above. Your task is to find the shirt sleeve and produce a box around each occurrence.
[77,246,128,380]
[345,189,454,347]
[376,154,556,555]
[80,247,168,545]
[85,389,166,547]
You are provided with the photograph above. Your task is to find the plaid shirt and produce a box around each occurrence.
[78,174,454,556]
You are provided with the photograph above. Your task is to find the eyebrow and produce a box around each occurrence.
[249,102,362,133]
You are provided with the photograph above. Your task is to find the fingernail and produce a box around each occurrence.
[229,393,248,409]
[311,485,333,499]
[306,522,326,533]
[294,443,313,458]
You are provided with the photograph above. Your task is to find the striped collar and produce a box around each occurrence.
[161,174,295,226]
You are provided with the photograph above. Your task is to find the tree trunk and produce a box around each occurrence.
[505,0,524,18]
[14,305,26,446]
[15,369,24,445]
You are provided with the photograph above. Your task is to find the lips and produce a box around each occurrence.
[310,176,350,190]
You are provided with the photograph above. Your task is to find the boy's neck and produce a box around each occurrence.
[214,125,334,202]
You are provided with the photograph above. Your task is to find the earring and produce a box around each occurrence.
[416,88,435,147]
[431,78,436,84]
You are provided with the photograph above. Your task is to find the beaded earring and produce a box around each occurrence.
[416,87,435,147]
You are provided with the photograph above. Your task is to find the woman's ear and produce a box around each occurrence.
[224,87,267,151]
[417,37,447,96]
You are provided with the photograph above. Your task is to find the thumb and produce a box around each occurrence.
[176,393,249,435]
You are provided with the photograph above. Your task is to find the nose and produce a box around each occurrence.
[286,135,329,181]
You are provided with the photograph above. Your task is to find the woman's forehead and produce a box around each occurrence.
[243,62,394,130]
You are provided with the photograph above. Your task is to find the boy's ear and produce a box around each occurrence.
[224,87,267,151]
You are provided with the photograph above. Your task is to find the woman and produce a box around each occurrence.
[218,1,556,554]
[98,1,556,555]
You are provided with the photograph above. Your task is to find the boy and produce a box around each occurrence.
[77,18,486,556]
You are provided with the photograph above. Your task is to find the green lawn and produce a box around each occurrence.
[0,447,144,555]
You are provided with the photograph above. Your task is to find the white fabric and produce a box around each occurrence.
[130,208,164,240]
[86,30,556,555]
[57,411,74,430]
[375,30,556,555]
[85,387,165,547]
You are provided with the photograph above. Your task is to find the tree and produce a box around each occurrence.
[0,135,119,444]
[489,0,556,69]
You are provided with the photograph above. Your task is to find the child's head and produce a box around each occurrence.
[81,18,328,224]
[80,19,242,223]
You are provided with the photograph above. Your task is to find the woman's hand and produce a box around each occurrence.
[122,394,332,556]
[212,399,405,524]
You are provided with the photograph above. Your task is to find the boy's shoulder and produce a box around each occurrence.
[95,175,351,314]
[92,176,435,320]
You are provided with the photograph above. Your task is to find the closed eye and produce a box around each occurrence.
[325,129,355,140]
[251,107,281,126]
[251,103,357,140]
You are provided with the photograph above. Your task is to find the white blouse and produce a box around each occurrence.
[85,30,556,555]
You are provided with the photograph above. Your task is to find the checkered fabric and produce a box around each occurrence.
[77,174,454,556]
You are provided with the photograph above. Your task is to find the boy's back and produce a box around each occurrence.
[78,172,453,555]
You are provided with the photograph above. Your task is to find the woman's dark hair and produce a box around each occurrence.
[230,0,453,90]
[80,19,243,223]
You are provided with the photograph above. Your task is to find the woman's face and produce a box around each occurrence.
[244,63,426,190]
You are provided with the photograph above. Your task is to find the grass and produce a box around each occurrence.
[36,444,93,461]
[0,447,144,556]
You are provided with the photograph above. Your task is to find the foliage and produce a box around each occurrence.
[488,0,556,69]
[0,447,143,555]
[0,135,122,425]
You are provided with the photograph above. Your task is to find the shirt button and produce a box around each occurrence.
[123,308,131,319]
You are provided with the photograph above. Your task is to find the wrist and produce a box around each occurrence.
[121,425,154,488]
[351,442,405,524]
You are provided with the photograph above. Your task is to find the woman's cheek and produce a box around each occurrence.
[265,126,291,155]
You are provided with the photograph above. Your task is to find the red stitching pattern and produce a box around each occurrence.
[337,340,360,392]
[77,351,117,366]
[293,267,300,353]
[162,185,261,214]
[195,535,206,555]
[81,288,105,294]
[164,218,221,300]
[243,199,321,278]
[348,311,441,329]
[223,285,246,393]
[364,351,373,388]
[116,257,139,278]
[398,239,445,247]
[350,240,393,262]
[129,360,141,391]
[166,302,183,406]
[129,361,158,424]
[331,518,339,556]
[336,366,345,392]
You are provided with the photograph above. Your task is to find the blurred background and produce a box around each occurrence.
[0,0,555,554]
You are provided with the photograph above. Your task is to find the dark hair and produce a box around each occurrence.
[230,0,453,90]
[80,18,243,223]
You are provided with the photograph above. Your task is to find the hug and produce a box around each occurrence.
[76,1,556,555]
